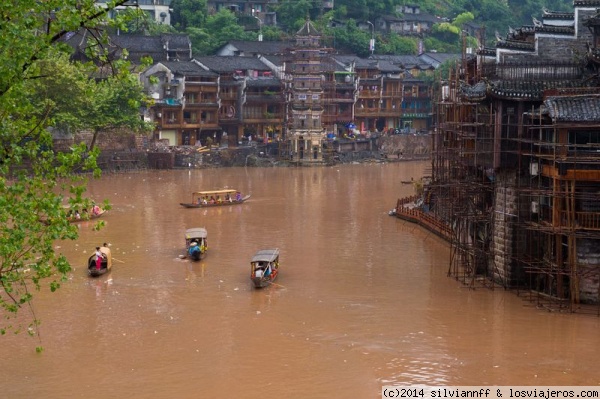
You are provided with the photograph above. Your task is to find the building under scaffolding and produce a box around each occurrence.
[426,2,600,314]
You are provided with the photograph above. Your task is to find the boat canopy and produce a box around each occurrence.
[251,249,279,263]
[99,245,112,268]
[193,189,238,196]
[185,227,208,239]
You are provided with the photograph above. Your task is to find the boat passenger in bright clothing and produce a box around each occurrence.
[95,247,103,270]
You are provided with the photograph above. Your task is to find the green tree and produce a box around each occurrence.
[27,52,152,151]
[117,7,177,35]
[0,0,139,338]
[273,0,315,33]
[188,9,254,55]
[171,0,208,31]
[379,34,418,55]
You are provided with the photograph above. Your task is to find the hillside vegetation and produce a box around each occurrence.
[160,0,574,56]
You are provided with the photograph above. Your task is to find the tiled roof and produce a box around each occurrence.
[261,54,285,66]
[194,56,271,73]
[160,61,217,77]
[160,34,192,50]
[246,77,282,87]
[542,9,574,20]
[418,52,461,67]
[574,0,600,7]
[221,40,291,55]
[545,95,600,122]
[333,55,381,70]
[460,81,488,101]
[496,39,535,51]
[490,80,584,101]
[478,47,496,56]
[64,32,193,63]
[377,60,403,73]
[321,57,348,73]
[111,35,163,51]
[533,25,574,34]
[296,19,320,36]
[370,55,431,70]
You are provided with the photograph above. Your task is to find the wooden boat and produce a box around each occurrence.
[179,189,250,208]
[87,244,112,277]
[250,248,280,288]
[185,227,208,261]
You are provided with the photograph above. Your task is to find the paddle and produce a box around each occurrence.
[111,257,125,264]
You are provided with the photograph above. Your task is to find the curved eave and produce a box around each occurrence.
[496,40,535,52]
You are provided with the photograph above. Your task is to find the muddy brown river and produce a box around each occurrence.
[1,162,599,398]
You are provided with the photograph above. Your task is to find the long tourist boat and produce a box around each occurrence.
[87,244,112,277]
[185,227,208,261]
[250,248,280,288]
[179,189,250,208]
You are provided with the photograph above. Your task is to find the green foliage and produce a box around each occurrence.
[116,7,177,35]
[171,0,208,30]
[378,34,418,55]
[423,37,461,53]
[334,0,371,20]
[168,0,574,55]
[273,0,316,33]
[187,9,255,56]
[0,0,139,336]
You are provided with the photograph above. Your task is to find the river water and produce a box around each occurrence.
[1,162,599,399]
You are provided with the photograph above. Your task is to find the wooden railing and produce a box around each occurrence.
[556,211,600,230]
[394,196,454,241]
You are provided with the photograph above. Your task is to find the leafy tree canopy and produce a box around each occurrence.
[169,0,572,56]
[0,0,147,339]
[171,0,208,31]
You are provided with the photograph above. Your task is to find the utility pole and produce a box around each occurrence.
[252,9,263,42]
[367,21,375,55]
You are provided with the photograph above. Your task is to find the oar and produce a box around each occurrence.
[112,257,125,264]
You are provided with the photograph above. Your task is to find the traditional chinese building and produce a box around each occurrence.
[426,1,600,312]
[284,19,327,164]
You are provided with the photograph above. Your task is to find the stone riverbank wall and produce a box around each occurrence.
[52,131,431,170]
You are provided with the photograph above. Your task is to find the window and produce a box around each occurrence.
[569,130,600,153]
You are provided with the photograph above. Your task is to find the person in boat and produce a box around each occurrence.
[235,192,242,201]
[209,196,216,204]
[254,266,263,279]
[95,246,104,270]
[216,195,222,204]
[75,210,81,220]
[92,203,101,215]
[188,242,200,258]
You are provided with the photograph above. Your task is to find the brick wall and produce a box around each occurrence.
[53,128,147,152]
[491,172,518,284]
